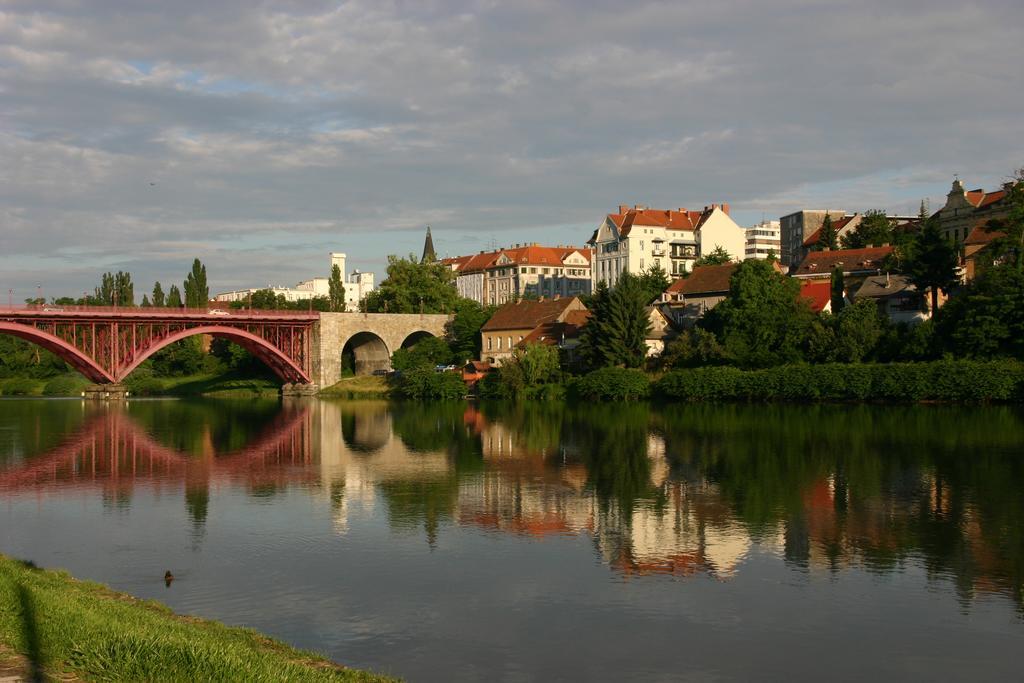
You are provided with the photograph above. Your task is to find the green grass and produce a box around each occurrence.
[0,555,395,682]
[125,370,283,398]
[320,375,392,398]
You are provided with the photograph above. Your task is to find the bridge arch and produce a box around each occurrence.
[341,331,391,376]
[119,326,310,384]
[400,330,437,349]
[0,321,115,383]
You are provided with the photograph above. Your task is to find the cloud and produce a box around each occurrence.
[1,0,1022,293]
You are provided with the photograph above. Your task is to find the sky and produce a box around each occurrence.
[2,0,1022,299]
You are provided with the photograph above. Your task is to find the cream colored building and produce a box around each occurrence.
[588,204,746,287]
[744,220,782,260]
[934,177,1015,244]
[443,244,592,307]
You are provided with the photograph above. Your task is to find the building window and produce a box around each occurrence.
[507,336,512,349]
[487,337,493,351]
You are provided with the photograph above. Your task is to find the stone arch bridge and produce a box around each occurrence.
[314,312,450,386]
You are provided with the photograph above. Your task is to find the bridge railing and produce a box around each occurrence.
[0,303,319,319]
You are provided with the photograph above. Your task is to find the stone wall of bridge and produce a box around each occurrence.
[313,312,451,387]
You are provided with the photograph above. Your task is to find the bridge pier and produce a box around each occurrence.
[82,384,129,401]
[281,383,320,397]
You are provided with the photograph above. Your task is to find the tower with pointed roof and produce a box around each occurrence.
[421,226,437,263]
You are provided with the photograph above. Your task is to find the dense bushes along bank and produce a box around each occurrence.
[474,361,1024,403]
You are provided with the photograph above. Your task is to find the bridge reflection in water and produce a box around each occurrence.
[1,400,1022,608]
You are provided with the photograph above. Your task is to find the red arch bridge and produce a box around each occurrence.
[0,305,452,387]
[0,305,318,384]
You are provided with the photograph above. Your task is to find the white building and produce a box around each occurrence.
[744,220,781,260]
[214,252,375,311]
[588,204,746,287]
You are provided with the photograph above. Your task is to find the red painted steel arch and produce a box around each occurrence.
[117,325,310,383]
[0,321,115,383]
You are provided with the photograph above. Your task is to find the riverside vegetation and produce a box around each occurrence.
[0,555,391,681]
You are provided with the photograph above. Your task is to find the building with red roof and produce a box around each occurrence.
[799,280,834,314]
[443,243,592,306]
[792,246,893,280]
[480,296,588,365]
[934,177,1016,246]
[588,203,746,287]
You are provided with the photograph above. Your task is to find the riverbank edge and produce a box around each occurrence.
[0,554,394,682]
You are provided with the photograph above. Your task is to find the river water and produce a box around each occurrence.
[1,397,1022,681]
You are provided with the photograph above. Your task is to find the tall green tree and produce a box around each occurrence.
[141,294,152,307]
[700,259,813,367]
[983,168,1024,270]
[362,255,460,313]
[93,271,134,306]
[637,263,671,303]
[833,299,887,363]
[830,265,845,313]
[694,245,733,267]
[446,299,496,362]
[183,258,208,308]
[936,266,1024,359]
[816,213,839,251]
[152,282,165,307]
[906,214,961,315]
[328,264,346,312]
[841,210,893,249]
[166,284,183,308]
[579,273,651,369]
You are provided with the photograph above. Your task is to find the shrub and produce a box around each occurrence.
[124,376,165,396]
[571,367,650,401]
[394,367,466,400]
[1,378,38,396]
[42,375,88,396]
[654,360,1024,403]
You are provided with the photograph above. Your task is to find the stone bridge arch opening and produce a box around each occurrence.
[400,330,437,349]
[342,332,391,376]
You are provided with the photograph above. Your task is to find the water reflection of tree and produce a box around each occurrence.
[659,403,1024,609]
[127,399,283,457]
[563,404,665,516]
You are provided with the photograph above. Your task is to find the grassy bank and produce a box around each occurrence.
[125,370,282,398]
[0,555,392,682]
[320,375,392,398]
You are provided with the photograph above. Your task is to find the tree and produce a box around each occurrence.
[183,258,208,308]
[248,289,287,309]
[700,259,813,367]
[328,264,346,312]
[446,299,495,362]
[841,210,892,249]
[906,214,961,315]
[830,265,845,314]
[391,336,453,372]
[141,294,152,307]
[93,271,134,306]
[935,266,1024,359]
[694,245,733,267]
[166,284,183,308]
[152,282,165,308]
[636,263,671,303]
[497,343,562,394]
[659,328,728,369]
[362,255,460,313]
[833,299,887,363]
[578,273,651,369]
[983,167,1024,270]
[816,213,838,251]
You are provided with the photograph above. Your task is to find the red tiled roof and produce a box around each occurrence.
[481,297,583,332]
[979,189,1008,208]
[446,245,591,274]
[520,312,591,347]
[965,224,1004,246]
[794,246,893,276]
[665,263,739,296]
[609,206,721,238]
[800,280,832,313]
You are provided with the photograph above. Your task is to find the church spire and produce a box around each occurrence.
[421,225,436,263]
